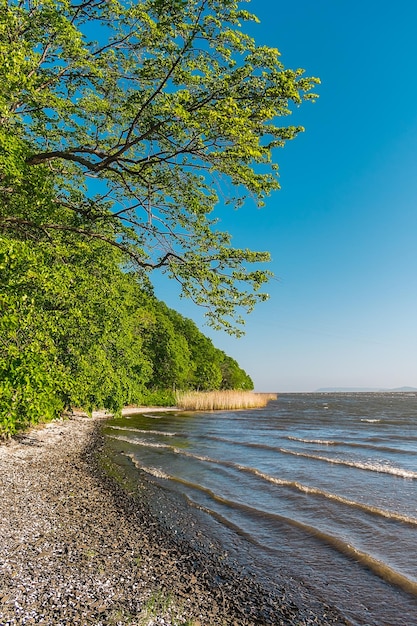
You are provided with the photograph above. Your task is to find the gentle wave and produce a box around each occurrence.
[284,521,417,597]
[108,435,172,449]
[287,436,410,455]
[123,452,417,597]
[234,466,417,527]
[124,453,277,550]
[107,426,179,437]
[367,433,417,443]
[110,435,231,462]
[121,440,417,526]
[278,447,417,479]
[288,436,342,446]
[121,412,166,419]
[190,434,417,479]
[123,453,171,479]
[348,547,417,597]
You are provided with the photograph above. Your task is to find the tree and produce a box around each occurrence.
[163,308,220,389]
[143,306,193,389]
[221,354,253,389]
[0,231,157,435]
[0,239,65,436]
[0,0,318,334]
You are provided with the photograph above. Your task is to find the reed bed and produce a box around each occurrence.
[175,390,277,411]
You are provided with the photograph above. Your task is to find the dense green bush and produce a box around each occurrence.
[0,230,253,436]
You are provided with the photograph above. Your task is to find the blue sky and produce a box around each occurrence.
[154,0,417,392]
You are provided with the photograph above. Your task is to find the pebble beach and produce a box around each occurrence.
[0,413,349,625]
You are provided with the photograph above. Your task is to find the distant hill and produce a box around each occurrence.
[316,387,417,393]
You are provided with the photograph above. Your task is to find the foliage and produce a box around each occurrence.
[0,234,154,435]
[148,304,253,390]
[143,306,193,390]
[0,0,317,435]
[141,388,177,407]
[0,166,253,437]
[0,223,253,435]
[0,285,65,436]
[0,0,318,333]
[219,352,253,390]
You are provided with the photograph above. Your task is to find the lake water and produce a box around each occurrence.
[103,393,417,625]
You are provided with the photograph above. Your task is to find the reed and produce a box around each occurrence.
[175,390,277,411]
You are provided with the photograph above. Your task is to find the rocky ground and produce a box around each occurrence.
[0,413,350,625]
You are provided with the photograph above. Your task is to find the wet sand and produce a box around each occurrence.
[0,413,349,625]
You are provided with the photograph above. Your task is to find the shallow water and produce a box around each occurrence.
[104,393,417,625]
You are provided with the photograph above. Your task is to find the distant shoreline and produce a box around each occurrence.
[315,387,417,393]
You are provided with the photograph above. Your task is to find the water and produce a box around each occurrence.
[103,393,417,625]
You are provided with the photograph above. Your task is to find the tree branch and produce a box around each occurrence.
[0,217,184,269]
[26,151,98,169]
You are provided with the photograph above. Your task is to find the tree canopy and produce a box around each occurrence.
[0,0,318,333]
[1,223,254,436]
[0,0,318,436]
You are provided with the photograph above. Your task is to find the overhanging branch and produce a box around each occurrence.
[0,217,184,269]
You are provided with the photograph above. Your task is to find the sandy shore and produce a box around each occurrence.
[0,412,349,625]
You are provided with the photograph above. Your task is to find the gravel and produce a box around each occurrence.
[0,414,350,625]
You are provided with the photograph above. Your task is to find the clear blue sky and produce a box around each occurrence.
[154,0,417,392]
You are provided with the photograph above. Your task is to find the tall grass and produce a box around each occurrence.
[175,390,277,411]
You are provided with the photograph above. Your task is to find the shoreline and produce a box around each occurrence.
[0,413,349,625]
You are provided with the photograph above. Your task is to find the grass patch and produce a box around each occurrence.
[175,390,277,411]
[139,590,198,625]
